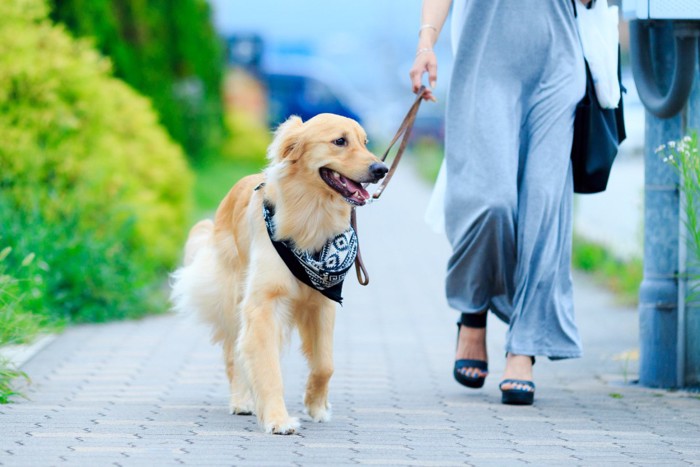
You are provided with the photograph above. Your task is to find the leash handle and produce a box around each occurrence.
[371,86,427,200]
[351,208,369,285]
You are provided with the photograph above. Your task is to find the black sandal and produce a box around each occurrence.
[499,380,536,405]
[500,356,536,405]
[453,312,488,389]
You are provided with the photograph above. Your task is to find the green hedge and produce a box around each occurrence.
[49,0,226,164]
[0,0,193,323]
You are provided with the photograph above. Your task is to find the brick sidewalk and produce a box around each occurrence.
[1,168,699,466]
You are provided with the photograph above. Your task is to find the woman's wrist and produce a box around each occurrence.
[418,23,438,37]
[417,34,436,49]
[419,31,437,45]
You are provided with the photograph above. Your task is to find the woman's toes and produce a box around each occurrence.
[458,367,487,378]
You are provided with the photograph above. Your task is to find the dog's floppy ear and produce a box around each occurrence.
[267,116,304,163]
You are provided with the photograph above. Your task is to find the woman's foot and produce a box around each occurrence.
[500,353,535,405]
[453,313,488,388]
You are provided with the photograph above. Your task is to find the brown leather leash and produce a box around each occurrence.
[352,86,427,285]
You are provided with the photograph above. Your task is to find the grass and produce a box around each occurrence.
[411,138,444,185]
[572,235,643,306]
[192,157,266,218]
[0,359,29,404]
[660,134,700,302]
[0,306,45,348]
[0,249,37,403]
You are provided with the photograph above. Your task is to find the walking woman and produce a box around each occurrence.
[410,0,590,405]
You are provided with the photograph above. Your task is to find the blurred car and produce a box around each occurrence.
[411,111,445,143]
[263,71,363,127]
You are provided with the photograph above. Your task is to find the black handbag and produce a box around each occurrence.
[571,54,627,194]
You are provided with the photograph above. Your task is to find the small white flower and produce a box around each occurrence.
[669,141,676,149]
[683,136,691,143]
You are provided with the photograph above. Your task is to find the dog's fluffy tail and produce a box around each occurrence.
[170,219,215,315]
[184,219,214,266]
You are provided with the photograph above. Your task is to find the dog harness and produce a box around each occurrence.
[259,192,357,304]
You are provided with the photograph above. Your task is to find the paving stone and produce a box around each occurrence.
[1,169,698,465]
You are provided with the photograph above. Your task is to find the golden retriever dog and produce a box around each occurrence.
[170,114,387,434]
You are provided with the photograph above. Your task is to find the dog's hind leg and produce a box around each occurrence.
[239,300,299,435]
[297,302,335,422]
[224,338,254,416]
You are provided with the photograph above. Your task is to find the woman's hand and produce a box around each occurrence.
[410,0,451,101]
[409,48,438,102]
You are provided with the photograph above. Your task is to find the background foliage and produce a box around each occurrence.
[0,0,193,328]
[50,0,226,164]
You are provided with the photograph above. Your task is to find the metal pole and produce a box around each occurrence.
[638,22,684,388]
[683,63,700,387]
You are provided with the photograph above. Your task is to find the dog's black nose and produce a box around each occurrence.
[369,162,389,180]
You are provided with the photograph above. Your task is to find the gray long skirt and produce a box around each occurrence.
[444,0,586,359]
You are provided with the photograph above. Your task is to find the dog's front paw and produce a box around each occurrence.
[229,397,254,416]
[264,416,300,435]
[306,401,332,423]
[229,404,254,416]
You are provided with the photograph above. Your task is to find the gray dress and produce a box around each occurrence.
[444,0,586,359]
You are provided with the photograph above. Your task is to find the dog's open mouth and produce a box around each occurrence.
[319,168,371,206]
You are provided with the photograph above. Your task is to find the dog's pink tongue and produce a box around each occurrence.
[345,178,370,203]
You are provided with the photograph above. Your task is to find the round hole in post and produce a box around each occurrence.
[629,20,699,119]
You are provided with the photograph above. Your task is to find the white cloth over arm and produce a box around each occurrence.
[576,0,620,108]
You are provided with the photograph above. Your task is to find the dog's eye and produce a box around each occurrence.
[333,137,347,147]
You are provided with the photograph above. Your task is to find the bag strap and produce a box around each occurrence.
[571,0,596,17]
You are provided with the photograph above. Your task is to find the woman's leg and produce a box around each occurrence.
[505,82,585,361]
[501,56,586,392]
[444,84,519,386]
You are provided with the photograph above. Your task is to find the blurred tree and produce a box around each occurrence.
[49,0,225,164]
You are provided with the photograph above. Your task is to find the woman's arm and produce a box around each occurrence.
[409,0,452,101]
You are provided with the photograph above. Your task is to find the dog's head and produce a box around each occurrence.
[266,114,388,207]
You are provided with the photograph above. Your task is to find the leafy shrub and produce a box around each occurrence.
[2,202,166,323]
[222,108,271,165]
[0,0,192,323]
[49,0,226,163]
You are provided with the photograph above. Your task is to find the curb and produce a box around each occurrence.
[0,334,57,368]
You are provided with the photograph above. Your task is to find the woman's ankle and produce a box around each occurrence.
[459,311,487,328]
[456,324,487,361]
[502,353,534,381]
